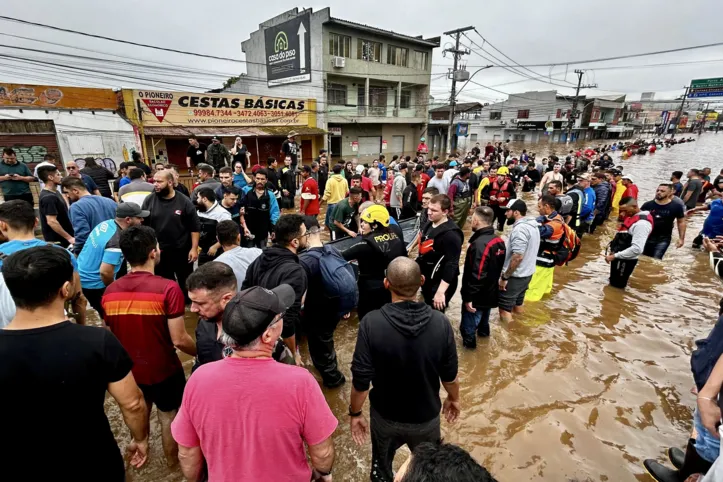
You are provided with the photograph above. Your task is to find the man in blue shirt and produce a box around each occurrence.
[0,200,86,326]
[61,176,117,256]
[78,203,148,319]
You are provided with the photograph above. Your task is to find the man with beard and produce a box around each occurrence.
[243,215,309,366]
[281,132,300,171]
[190,164,221,204]
[187,262,238,370]
[239,169,280,249]
[447,167,473,229]
[641,183,686,259]
[195,188,232,266]
[460,206,506,348]
[279,155,297,209]
[142,170,200,301]
[416,194,463,312]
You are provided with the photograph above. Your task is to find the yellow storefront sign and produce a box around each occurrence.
[696,112,719,121]
[130,90,310,127]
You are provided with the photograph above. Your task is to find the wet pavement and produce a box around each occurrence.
[100,134,723,481]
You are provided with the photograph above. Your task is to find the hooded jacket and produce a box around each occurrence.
[351,301,458,424]
[461,227,507,308]
[322,174,349,205]
[242,245,307,339]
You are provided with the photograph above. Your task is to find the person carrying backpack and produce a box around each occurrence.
[525,195,568,302]
[299,217,354,388]
[342,205,406,320]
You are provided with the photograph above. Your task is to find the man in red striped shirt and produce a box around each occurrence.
[102,225,197,467]
[299,165,320,217]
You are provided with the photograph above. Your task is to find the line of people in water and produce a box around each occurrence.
[1,134,723,481]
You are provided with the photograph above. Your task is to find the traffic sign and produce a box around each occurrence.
[689,77,723,98]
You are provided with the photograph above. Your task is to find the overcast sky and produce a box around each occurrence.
[1,0,723,104]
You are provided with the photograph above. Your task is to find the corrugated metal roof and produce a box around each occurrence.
[327,17,440,48]
[429,102,483,113]
[142,126,327,137]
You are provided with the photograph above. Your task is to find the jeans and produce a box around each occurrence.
[695,407,721,463]
[460,306,491,342]
[642,236,671,260]
[324,203,337,230]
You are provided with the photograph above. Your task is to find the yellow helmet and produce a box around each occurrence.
[497,166,510,175]
[360,204,390,227]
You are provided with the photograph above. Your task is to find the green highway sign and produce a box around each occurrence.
[689,77,723,98]
[691,78,723,89]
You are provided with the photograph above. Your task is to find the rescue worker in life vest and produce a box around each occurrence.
[416,194,464,312]
[605,196,653,289]
[482,166,517,232]
[525,194,567,302]
[342,205,406,320]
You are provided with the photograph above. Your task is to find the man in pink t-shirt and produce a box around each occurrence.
[172,284,338,481]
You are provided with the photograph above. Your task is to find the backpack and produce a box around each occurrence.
[306,245,358,316]
[554,223,581,266]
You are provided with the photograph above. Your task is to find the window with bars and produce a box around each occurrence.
[328,83,347,106]
[358,39,382,62]
[329,33,351,57]
[517,110,530,119]
[414,51,428,70]
[387,45,409,67]
[489,111,502,120]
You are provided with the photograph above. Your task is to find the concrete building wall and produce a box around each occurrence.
[335,123,423,161]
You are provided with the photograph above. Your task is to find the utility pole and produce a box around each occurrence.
[443,26,473,156]
[699,101,710,135]
[566,69,597,145]
[671,86,690,138]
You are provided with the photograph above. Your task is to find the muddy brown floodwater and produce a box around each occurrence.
[99,134,723,481]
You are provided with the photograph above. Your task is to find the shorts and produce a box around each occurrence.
[498,275,532,312]
[138,370,186,412]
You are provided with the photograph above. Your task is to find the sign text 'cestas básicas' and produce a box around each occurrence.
[133,90,309,127]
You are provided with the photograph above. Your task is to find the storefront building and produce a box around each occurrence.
[0,83,138,173]
[121,90,324,172]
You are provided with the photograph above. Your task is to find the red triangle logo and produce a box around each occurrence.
[142,98,172,123]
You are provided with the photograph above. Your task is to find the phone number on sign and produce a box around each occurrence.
[192,109,296,118]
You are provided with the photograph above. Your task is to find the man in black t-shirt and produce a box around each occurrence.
[130,151,152,177]
[0,246,150,481]
[142,171,201,301]
[186,136,207,170]
[641,183,687,259]
[36,165,74,248]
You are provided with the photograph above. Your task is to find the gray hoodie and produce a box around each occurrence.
[502,216,541,278]
[390,172,407,208]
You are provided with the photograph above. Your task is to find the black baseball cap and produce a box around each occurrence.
[505,199,527,214]
[116,203,150,218]
[222,285,295,345]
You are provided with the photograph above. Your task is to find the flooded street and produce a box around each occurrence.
[104,134,722,481]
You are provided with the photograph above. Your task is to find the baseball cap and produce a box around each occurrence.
[505,199,527,213]
[211,136,220,141]
[116,203,150,218]
[222,285,295,346]
[449,161,458,167]
[578,173,591,181]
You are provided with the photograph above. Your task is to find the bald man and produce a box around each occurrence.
[141,170,200,301]
[349,257,460,482]
[65,160,101,196]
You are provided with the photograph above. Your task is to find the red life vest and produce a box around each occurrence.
[489,178,512,206]
[618,212,653,232]
[610,212,653,253]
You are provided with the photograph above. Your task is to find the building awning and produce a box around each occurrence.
[142,126,327,137]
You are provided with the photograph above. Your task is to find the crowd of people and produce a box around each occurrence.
[0,129,721,481]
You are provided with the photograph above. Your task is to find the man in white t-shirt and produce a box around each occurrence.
[213,220,262,290]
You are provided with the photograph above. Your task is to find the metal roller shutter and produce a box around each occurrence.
[357,136,381,156]
[0,133,60,170]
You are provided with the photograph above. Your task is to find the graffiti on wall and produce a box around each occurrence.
[75,157,117,172]
[0,145,52,165]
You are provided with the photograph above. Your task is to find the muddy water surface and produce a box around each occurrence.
[104,134,723,481]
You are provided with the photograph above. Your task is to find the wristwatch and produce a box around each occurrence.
[501,274,510,281]
[348,405,362,417]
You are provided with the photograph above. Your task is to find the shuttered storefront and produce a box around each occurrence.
[357,136,381,157]
[0,120,59,171]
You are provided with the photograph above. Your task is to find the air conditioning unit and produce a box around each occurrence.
[499,120,506,125]
[511,119,518,124]
[332,56,345,68]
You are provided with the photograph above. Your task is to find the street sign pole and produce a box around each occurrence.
[671,86,690,139]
